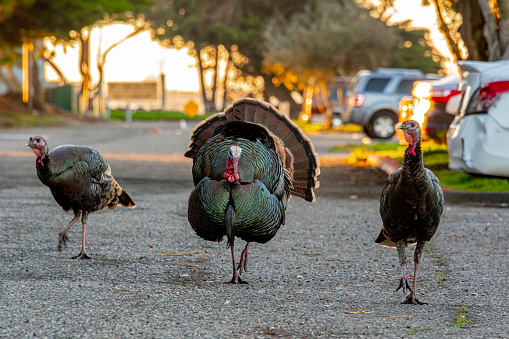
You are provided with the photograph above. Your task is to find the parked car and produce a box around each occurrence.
[299,82,331,126]
[447,60,509,178]
[397,75,460,143]
[328,76,352,127]
[299,76,352,128]
[343,68,441,139]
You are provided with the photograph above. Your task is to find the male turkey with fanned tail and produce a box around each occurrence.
[27,136,136,259]
[377,120,444,304]
[185,98,320,284]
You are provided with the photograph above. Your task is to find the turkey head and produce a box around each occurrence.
[398,120,421,156]
[27,136,48,166]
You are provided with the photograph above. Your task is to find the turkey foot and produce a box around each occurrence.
[57,213,80,251]
[402,292,426,305]
[58,232,69,251]
[237,243,249,274]
[395,276,413,294]
[71,251,91,259]
[225,270,248,284]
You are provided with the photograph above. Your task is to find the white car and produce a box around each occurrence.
[447,60,509,178]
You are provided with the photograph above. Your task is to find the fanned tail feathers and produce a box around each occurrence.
[184,98,320,202]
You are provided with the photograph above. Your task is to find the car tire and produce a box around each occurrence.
[365,111,398,139]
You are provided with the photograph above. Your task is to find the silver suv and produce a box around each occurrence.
[343,68,441,139]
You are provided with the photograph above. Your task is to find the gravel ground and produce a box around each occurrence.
[1,121,508,337]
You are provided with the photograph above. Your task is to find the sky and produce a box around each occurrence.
[379,0,458,74]
[45,23,200,92]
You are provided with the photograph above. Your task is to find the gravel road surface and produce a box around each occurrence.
[1,120,508,337]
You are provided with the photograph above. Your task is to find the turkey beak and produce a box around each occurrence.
[397,124,405,131]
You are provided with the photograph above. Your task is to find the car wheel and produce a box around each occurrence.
[363,125,376,138]
[366,111,397,139]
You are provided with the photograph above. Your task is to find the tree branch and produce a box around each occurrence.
[43,57,71,84]
[430,0,462,61]
[90,24,147,94]
[99,25,146,68]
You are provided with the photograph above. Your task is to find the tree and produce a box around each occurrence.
[356,0,509,62]
[0,0,151,109]
[140,0,309,111]
[262,1,439,90]
[0,0,150,47]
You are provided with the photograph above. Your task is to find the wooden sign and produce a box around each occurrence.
[108,82,158,101]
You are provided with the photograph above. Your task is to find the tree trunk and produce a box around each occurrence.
[477,0,502,60]
[221,53,232,110]
[499,0,509,59]
[457,0,488,61]
[31,59,45,110]
[196,49,216,112]
[208,47,218,111]
[261,73,300,119]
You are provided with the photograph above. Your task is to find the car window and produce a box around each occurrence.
[329,88,339,101]
[465,87,481,114]
[364,78,391,92]
[395,79,417,94]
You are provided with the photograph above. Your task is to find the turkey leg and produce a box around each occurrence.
[237,242,250,274]
[403,241,426,305]
[58,211,81,251]
[395,240,412,294]
[71,213,91,259]
[225,240,247,284]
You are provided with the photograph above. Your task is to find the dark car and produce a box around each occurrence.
[299,76,352,128]
[397,75,460,143]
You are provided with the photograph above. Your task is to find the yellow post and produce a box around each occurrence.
[22,42,33,104]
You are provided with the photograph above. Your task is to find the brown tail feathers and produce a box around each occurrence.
[184,98,320,202]
[118,190,136,208]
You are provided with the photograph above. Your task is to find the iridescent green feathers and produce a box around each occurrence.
[185,98,320,202]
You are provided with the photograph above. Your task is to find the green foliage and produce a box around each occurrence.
[452,311,469,328]
[343,142,509,192]
[434,170,509,192]
[264,1,401,79]
[0,0,151,47]
[390,30,441,73]
[109,110,213,121]
[142,0,307,67]
[262,1,439,83]
[0,110,62,127]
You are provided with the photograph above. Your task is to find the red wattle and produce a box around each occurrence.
[224,156,240,182]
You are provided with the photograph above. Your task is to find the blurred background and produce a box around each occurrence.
[0,0,506,122]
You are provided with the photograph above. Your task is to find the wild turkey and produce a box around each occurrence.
[185,98,320,283]
[377,120,444,304]
[27,136,135,259]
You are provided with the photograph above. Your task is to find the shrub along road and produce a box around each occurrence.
[0,121,507,337]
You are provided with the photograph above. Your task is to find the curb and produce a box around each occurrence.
[367,154,509,205]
